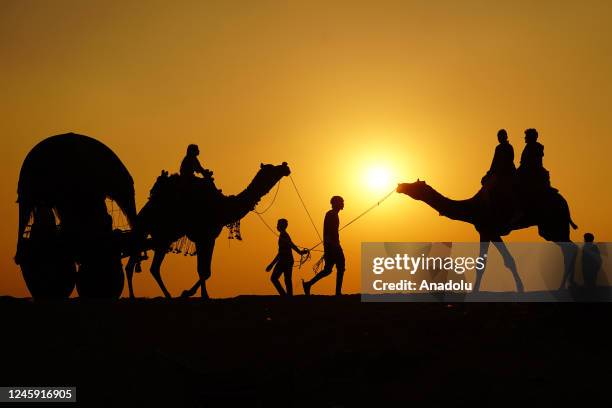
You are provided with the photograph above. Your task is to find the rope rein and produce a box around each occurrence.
[340,187,396,232]
[305,186,397,252]
[251,177,396,273]
[252,180,281,215]
[252,192,319,270]
[306,186,396,274]
[289,174,323,242]
[254,212,279,237]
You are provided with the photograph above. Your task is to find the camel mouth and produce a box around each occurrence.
[280,162,291,176]
[396,183,409,193]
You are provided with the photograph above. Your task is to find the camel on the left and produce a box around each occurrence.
[15,133,138,299]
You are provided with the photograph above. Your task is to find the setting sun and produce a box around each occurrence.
[365,166,393,193]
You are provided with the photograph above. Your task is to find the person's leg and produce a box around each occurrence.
[284,266,293,296]
[270,264,286,296]
[306,261,334,286]
[584,267,596,289]
[558,242,578,289]
[335,248,346,295]
[303,254,334,295]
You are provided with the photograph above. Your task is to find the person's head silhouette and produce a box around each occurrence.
[276,218,288,232]
[187,144,200,157]
[524,128,538,144]
[584,232,595,243]
[497,129,508,143]
[331,195,344,211]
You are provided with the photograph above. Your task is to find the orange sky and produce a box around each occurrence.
[1,0,611,297]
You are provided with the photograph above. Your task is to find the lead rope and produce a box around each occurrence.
[227,178,282,242]
[254,206,320,269]
[308,186,397,274]
[289,174,322,242]
[306,186,396,252]
[287,174,326,269]
[251,175,396,273]
[252,180,281,215]
[252,177,319,269]
[229,179,282,241]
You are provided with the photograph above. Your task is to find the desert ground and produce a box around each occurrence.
[0,294,609,407]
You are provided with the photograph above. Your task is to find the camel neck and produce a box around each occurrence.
[221,171,280,225]
[420,187,476,225]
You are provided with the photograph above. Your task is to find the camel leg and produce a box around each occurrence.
[126,259,135,299]
[558,242,578,290]
[492,237,524,293]
[150,249,172,298]
[196,238,215,300]
[473,239,490,292]
[125,255,146,299]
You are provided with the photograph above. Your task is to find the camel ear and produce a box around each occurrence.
[282,161,287,166]
[260,163,264,169]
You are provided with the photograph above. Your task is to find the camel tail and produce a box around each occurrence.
[570,218,578,230]
[560,194,578,230]
[566,203,578,230]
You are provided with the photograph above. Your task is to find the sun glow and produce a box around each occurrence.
[365,165,394,193]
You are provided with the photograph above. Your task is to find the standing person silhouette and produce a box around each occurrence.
[582,233,602,289]
[265,219,308,296]
[302,196,345,296]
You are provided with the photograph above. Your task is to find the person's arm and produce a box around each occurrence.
[488,146,500,174]
[179,157,189,176]
[266,254,279,272]
[519,147,527,168]
[194,157,206,175]
[482,152,496,184]
[288,235,308,255]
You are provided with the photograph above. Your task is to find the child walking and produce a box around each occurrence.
[266,219,308,296]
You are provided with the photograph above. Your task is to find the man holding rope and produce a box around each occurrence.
[302,196,345,296]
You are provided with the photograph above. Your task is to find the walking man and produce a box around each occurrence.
[302,196,345,296]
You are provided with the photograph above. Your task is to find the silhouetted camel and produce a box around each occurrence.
[126,162,291,299]
[16,133,138,299]
[397,180,578,291]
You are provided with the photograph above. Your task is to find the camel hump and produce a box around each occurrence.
[148,171,221,202]
[481,167,554,202]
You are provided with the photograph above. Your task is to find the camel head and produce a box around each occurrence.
[259,161,290,179]
[250,162,291,197]
[396,180,433,201]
